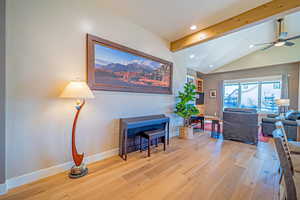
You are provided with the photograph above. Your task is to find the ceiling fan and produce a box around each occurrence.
[251,18,300,50]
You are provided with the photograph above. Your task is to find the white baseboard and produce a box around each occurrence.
[0,183,7,195]
[5,148,119,191]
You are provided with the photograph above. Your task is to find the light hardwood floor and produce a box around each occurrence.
[0,132,280,200]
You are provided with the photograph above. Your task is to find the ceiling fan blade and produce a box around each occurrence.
[285,35,300,41]
[285,42,295,46]
[254,42,274,46]
[261,44,274,51]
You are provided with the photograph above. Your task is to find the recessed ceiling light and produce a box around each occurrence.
[209,65,214,68]
[249,44,254,48]
[190,54,195,59]
[190,25,197,30]
[199,33,206,40]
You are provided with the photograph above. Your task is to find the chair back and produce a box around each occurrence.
[223,108,258,145]
[275,121,294,174]
[273,126,297,200]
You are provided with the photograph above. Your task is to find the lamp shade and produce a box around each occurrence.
[275,99,290,106]
[60,81,95,99]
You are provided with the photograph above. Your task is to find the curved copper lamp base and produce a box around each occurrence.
[69,163,88,179]
[69,100,87,178]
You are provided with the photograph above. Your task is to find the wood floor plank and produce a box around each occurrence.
[0,132,279,200]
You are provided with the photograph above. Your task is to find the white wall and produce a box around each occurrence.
[6,0,185,180]
[0,0,5,187]
[299,63,300,110]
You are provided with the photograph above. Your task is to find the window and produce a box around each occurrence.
[261,81,281,113]
[223,78,281,113]
[241,82,259,109]
[224,84,239,108]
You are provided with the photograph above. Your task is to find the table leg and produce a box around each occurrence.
[148,138,151,157]
[217,122,221,138]
[124,129,128,161]
[201,119,204,130]
[140,136,143,152]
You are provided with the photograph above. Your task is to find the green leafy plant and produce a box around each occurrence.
[175,82,199,127]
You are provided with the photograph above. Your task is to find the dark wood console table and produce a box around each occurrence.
[119,114,170,161]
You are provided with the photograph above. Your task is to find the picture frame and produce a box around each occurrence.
[87,34,173,94]
[209,89,217,98]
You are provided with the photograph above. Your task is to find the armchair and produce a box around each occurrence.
[223,108,258,145]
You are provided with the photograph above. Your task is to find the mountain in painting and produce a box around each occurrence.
[95,60,160,73]
[95,58,110,66]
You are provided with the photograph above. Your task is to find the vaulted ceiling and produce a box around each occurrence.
[174,11,300,73]
[102,0,300,73]
[102,0,271,41]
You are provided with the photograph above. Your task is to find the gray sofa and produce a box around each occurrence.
[223,108,258,145]
[261,110,300,140]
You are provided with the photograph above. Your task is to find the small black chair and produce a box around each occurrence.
[140,129,166,157]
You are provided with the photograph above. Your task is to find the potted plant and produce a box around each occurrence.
[175,82,199,139]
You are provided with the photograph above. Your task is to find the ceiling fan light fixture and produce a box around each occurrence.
[275,41,285,47]
[190,25,197,30]
[189,54,195,59]
[199,33,206,40]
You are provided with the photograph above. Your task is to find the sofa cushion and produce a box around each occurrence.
[287,112,300,121]
[224,108,257,113]
[267,114,279,118]
[285,110,296,119]
[262,118,278,123]
[283,120,298,126]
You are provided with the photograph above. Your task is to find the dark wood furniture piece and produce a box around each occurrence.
[140,129,166,157]
[119,114,170,161]
[204,116,222,138]
[190,115,205,129]
[190,115,222,138]
[211,119,221,138]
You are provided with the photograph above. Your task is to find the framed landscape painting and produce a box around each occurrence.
[87,34,173,94]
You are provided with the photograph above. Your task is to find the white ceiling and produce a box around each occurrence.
[173,20,276,73]
[173,11,300,74]
[102,0,300,73]
[102,0,271,41]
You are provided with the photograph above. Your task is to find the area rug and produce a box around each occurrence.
[197,122,270,143]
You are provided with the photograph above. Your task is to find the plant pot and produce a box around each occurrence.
[179,126,194,139]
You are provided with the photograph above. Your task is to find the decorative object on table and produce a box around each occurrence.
[175,82,199,139]
[60,80,95,178]
[276,99,290,117]
[87,34,173,94]
[209,89,217,98]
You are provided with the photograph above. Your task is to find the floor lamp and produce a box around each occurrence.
[60,80,95,178]
[276,99,290,117]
